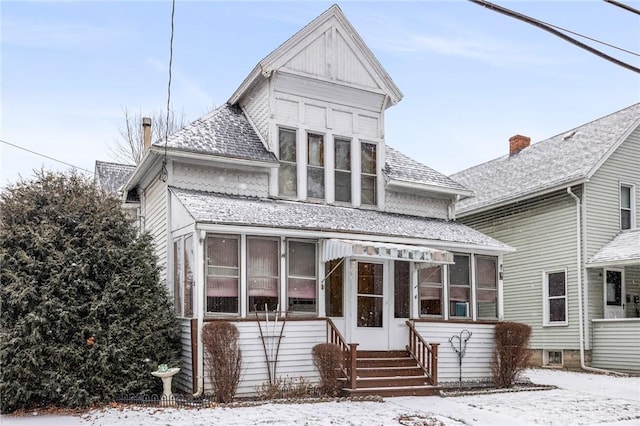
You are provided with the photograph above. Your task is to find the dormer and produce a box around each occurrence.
[228,4,403,208]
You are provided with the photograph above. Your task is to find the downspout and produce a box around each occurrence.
[192,229,206,397]
[566,187,624,375]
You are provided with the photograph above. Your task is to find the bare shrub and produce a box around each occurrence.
[202,322,242,403]
[312,343,343,396]
[492,321,532,388]
[255,376,315,400]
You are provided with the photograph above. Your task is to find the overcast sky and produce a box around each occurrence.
[2,0,639,188]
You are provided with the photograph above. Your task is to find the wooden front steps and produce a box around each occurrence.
[341,350,439,397]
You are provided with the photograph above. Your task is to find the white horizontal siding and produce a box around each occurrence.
[174,319,194,393]
[591,319,640,372]
[385,190,449,219]
[414,322,495,382]
[461,189,581,350]
[201,320,326,397]
[173,162,269,198]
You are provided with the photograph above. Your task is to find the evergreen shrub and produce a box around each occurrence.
[0,170,182,413]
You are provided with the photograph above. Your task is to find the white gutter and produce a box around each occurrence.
[566,187,626,376]
[386,179,474,199]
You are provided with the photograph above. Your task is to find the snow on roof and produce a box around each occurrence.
[588,229,640,268]
[154,104,277,163]
[170,187,512,251]
[384,146,469,193]
[451,103,640,214]
[94,161,135,196]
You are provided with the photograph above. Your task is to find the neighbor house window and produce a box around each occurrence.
[361,142,377,205]
[335,138,351,202]
[307,133,325,199]
[476,255,498,319]
[278,128,297,197]
[544,270,567,325]
[206,235,240,314]
[248,237,280,312]
[287,240,317,313]
[620,184,635,230]
[419,266,443,317]
[325,259,344,317]
[449,254,471,318]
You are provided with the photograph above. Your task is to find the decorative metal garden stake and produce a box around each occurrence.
[449,329,472,386]
[255,304,287,385]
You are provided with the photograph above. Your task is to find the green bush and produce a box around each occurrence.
[492,321,532,388]
[0,170,182,413]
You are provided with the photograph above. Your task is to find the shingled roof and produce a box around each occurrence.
[451,103,640,215]
[94,161,135,196]
[170,187,512,251]
[588,229,640,268]
[153,104,277,163]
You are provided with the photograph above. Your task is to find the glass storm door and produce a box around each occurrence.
[352,261,388,350]
[604,269,625,319]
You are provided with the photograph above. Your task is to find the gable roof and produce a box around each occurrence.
[94,161,136,196]
[154,104,277,164]
[228,4,402,107]
[588,229,640,268]
[170,187,513,252]
[384,146,472,197]
[451,103,640,215]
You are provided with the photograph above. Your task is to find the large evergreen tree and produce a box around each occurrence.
[0,170,181,413]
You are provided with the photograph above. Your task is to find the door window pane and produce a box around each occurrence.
[206,236,239,314]
[606,270,622,306]
[248,237,279,312]
[357,262,383,327]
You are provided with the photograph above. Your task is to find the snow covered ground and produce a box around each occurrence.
[3,369,639,425]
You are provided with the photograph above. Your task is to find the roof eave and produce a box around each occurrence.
[386,178,474,199]
[457,178,587,218]
[586,116,640,180]
[586,258,640,268]
[156,146,279,169]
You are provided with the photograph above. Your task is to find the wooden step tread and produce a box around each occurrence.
[344,384,437,391]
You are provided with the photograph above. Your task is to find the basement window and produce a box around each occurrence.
[545,350,563,366]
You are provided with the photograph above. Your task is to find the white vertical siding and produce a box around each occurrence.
[461,190,581,350]
[385,190,449,219]
[201,320,326,397]
[591,319,640,372]
[173,162,269,198]
[174,319,194,393]
[144,178,169,285]
[414,322,496,382]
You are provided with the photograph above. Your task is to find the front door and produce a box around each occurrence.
[604,269,625,318]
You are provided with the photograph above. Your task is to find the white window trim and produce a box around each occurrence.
[542,268,569,327]
[620,182,636,230]
[205,234,241,317]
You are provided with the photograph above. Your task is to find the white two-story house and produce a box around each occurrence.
[97,5,513,397]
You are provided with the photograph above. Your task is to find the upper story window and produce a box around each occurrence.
[278,128,297,197]
[307,133,325,199]
[620,184,635,230]
[361,142,377,205]
[334,138,351,203]
[543,269,567,326]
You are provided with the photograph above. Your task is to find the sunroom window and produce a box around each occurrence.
[419,265,443,317]
[361,142,377,205]
[307,133,325,199]
[287,240,317,313]
[248,237,280,312]
[334,138,351,203]
[278,128,297,197]
[476,255,498,319]
[206,235,240,314]
[449,254,471,318]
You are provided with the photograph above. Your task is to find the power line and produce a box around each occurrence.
[604,0,640,16]
[159,0,176,183]
[0,138,93,175]
[468,0,640,74]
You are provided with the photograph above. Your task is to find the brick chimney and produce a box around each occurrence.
[142,117,152,150]
[509,134,530,156]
